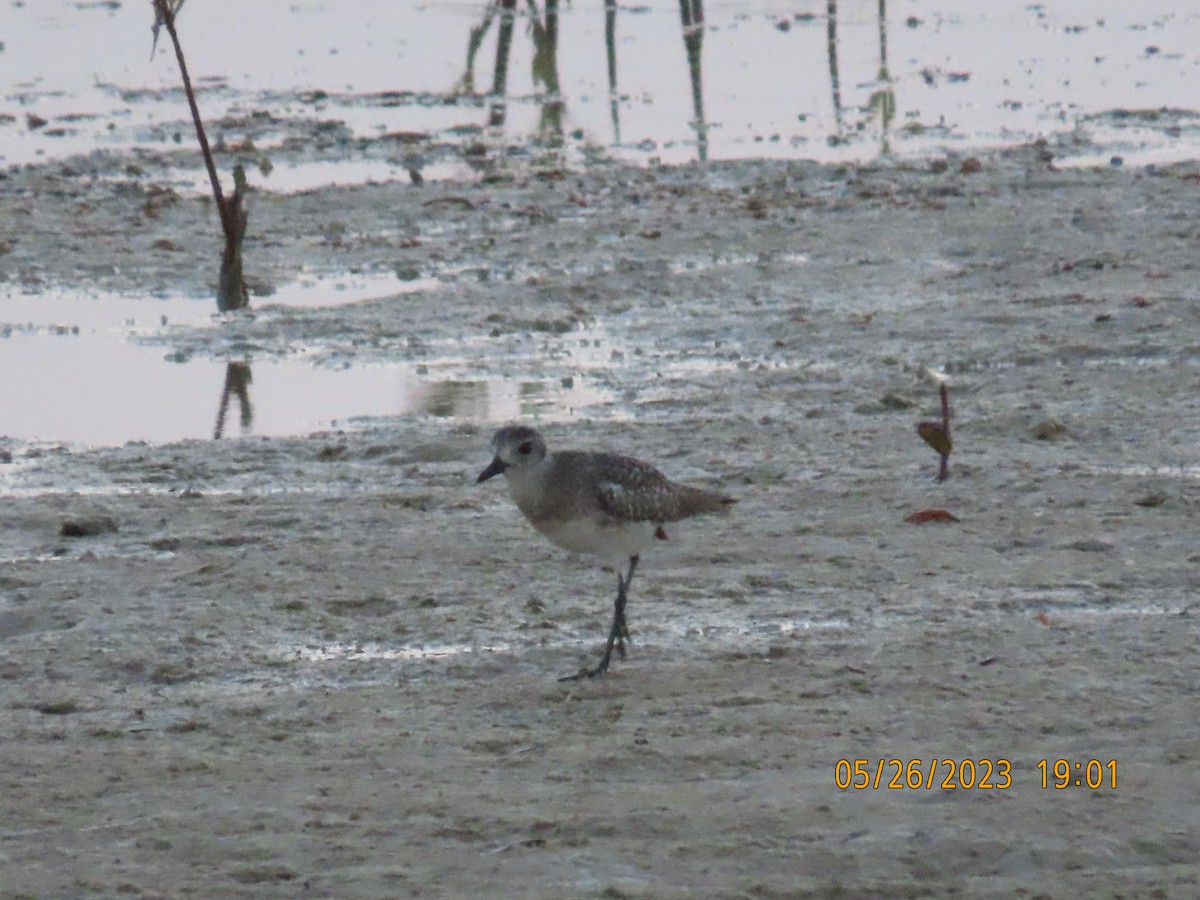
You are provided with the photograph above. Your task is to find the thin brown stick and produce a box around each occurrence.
[151,0,233,243]
[938,382,950,482]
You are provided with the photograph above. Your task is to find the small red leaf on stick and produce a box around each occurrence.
[916,421,953,456]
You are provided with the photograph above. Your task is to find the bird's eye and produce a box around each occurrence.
[517,441,533,455]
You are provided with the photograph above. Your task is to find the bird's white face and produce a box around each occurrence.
[493,428,546,471]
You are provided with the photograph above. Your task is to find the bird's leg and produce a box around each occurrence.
[560,555,638,682]
[613,555,638,657]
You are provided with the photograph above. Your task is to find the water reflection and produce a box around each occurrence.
[460,0,903,165]
[211,366,511,440]
[470,0,564,151]
[9,1,1200,174]
[529,0,564,149]
[468,0,708,160]
[872,0,896,156]
[418,379,488,419]
[213,361,253,439]
[605,0,620,145]
[827,0,893,154]
[826,0,845,145]
[0,335,612,446]
[489,0,518,128]
[679,0,708,161]
[1,283,616,446]
[205,364,611,446]
[460,0,900,163]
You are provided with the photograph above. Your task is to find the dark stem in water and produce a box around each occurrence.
[826,0,844,143]
[214,361,253,439]
[151,0,248,311]
[874,0,894,154]
[460,2,500,94]
[489,0,518,127]
[605,0,620,144]
[528,0,564,147]
[937,382,950,482]
[679,0,707,161]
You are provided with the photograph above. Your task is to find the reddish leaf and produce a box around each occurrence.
[905,509,960,524]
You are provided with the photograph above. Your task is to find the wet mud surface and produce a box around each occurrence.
[3,145,1200,897]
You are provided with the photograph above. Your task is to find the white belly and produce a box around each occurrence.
[536,516,659,563]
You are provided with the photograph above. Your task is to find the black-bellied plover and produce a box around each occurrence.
[477,425,735,680]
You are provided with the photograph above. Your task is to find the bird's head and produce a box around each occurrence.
[476,425,548,483]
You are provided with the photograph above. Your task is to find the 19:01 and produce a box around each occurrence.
[1037,759,1117,789]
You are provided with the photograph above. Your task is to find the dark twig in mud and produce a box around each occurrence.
[150,0,249,312]
[916,382,953,482]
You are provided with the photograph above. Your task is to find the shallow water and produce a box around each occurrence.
[0,339,597,446]
[5,0,1200,173]
[0,279,612,445]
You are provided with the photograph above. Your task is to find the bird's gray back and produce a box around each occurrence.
[555,450,729,524]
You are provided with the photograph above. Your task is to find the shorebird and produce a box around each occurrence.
[477,425,735,680]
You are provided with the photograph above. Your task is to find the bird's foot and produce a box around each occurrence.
[558,649,616,682]
[558,663,606,682]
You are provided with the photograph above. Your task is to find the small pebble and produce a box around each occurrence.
[1064,538,1113,553]
[60,514,119,538]
[1134,492,1168,508]
[1031,419,1067,440]
[879,391,916,410]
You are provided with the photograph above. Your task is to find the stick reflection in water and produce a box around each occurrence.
[679,0,707,161]
[457,0,718,161]
[214,361,253,439]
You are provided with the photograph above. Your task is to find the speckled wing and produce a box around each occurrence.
[593,454,731,523]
